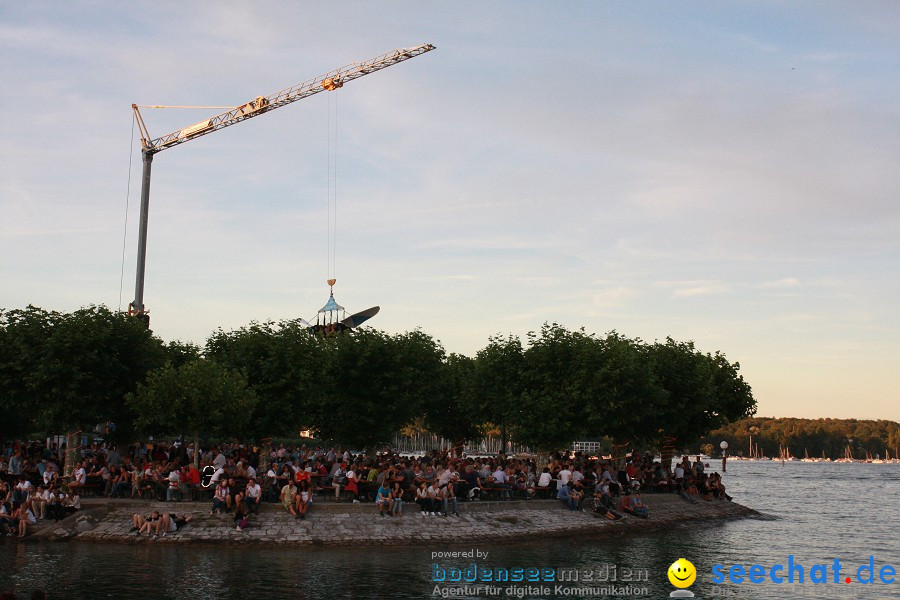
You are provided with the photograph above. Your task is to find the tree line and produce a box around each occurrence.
[0,305,756,454]
[694,417,900,460]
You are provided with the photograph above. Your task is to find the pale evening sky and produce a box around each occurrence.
[1,2,898,420]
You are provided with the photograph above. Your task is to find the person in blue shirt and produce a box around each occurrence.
[557,482,583,511]
[376,482,393,517]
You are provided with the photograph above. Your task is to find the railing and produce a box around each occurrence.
[391,434,532,456]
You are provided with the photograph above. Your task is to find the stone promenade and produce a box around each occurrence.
[31,494,758,546]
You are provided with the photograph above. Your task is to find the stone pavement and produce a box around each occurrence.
[61,494,757,546]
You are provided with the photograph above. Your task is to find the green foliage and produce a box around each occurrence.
[128,358,258,440]
[0,305,166,437]
[205,319,325,438]
[513,324,593,451]
[316,328,445,449]
[583,332,665,446]
[165,340,202,368]
[647,338,755,449]
[472,333,525,447]
[1,305,760,453]
[423,353,484,445]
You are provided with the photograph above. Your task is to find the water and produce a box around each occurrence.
[1,461,898,599]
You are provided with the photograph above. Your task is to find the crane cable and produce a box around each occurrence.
[327,90,338,282]
[118,114,136,313]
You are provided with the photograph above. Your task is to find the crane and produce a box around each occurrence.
[128,43,435,325]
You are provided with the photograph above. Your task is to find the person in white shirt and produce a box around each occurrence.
[558,466,573,487]
[537,468,552,488]
[166,469,181,502]
[244,478,262,513]
[426,482,441,516]
[13,477,32,504]
[213,452,227,470]
[32,487,49,519]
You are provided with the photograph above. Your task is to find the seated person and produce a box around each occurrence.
[620,491,648,518]
[280,480,299,518]
[557,482,583,511]
[537,467,553,492]
[376,481,393,517]
[390,482,404,516]
[234,500,250,532]
[442,482,459,517]
[212,482,228,514]
[244,478,262,514]
[415,482,432,515]
[630,491,649,518]
[294,480,312,520]
[590,492,624,520]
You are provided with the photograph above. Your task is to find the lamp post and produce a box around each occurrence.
[720,441,729,473]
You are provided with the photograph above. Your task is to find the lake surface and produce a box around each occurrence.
[1,461,898,599]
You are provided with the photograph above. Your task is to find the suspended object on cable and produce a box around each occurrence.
[304,279,380,336]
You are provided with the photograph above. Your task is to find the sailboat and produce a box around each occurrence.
[835,445,856,463]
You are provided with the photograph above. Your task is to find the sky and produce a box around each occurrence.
[1,2,898,421]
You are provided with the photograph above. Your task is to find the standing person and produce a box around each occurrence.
[166,468,181,502]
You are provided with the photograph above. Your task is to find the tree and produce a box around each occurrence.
[513,324,592,453]
[0,305,167,441]
[648,338,755,467]
[581,332,665,448]
[315,328,444,449]
[206,319,326,438]
[165,340,202,368]
[128,358,258,466]
[473,334,525,452]
[422,353,483,452]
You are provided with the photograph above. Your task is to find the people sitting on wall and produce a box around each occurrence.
[557,481,583,511]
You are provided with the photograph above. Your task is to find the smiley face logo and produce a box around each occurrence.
[200,465,215,488]
[668,558,696,588]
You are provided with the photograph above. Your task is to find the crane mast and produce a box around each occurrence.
[128,44,435,323]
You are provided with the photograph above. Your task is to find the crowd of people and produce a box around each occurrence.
[0,441,83,538]
[1,438,731,539]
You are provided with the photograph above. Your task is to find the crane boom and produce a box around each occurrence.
[128,44,435,322]
[133,44,435,154]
